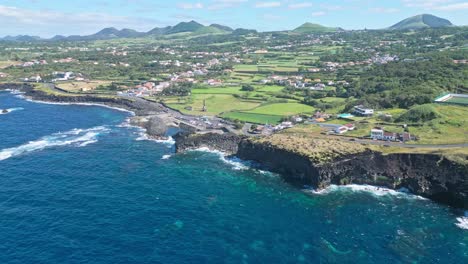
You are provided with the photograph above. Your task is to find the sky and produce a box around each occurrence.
[0,0,467,37]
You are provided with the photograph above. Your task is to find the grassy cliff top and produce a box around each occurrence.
[250,125,468,165]
[252,129,367,164]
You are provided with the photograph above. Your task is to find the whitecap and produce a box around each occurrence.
[189,147,250,171]
[22,97,135,115]
[305,184,427,200]
[136,131,175,146]
[0,107,24,115]
[4,89,24,95]
[161,154,172,160]
[455,211,468,230]
[0,126,110,161]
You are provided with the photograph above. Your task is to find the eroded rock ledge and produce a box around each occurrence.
[175,132,468,209]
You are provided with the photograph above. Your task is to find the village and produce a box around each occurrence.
[0,24,465,146]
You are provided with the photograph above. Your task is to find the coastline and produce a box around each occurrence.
[0,83,180,140]
[1,83,467,209]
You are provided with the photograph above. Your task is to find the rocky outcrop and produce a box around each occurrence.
[144,116,168,137]
[237,139,468,208]
[174,132,467,208]
[0,83,166,115]
[174,132,244,155]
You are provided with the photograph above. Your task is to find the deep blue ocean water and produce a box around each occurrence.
[0,91,466,263]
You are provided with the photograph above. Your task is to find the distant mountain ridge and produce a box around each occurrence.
[389,14,453,30]
[0,15,459,42]
[0,21,235,42]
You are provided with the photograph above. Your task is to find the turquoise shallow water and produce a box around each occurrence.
[0,91,467,263]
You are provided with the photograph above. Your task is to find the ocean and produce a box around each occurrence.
[0,91,466,263]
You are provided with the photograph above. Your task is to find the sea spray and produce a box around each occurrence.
[0,107,24,115]
[0,126,110,161]
[455,211,468,230]
[304,184,427,200]
[190,147,250,171]
[22,97,135,115]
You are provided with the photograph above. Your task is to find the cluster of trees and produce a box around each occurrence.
[161,82,192,96]
[345,53,467,109]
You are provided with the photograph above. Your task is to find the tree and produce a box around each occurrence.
[241,84,255,91]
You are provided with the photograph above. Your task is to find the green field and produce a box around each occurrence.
[343,104,467,145]
[445,96,468,105]
[166,94,261,115]
[244,102,314,116]
[222,112,283,124]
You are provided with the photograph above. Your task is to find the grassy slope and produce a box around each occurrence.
[293,23,338,33]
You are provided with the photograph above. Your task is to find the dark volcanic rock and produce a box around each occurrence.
[145,116,168,137]
[175,132,244,155]
[3,83,166,115]
[237,140,468,208]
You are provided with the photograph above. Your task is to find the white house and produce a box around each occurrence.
[335,126,348,134]
[354,105,374,116]
[371,128,384,140]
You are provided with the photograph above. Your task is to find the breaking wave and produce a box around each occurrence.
[455,211,468,230]
[22,97,134,114]
[305,184,427,200]
[190,147,251,171]
[135,130,175,145]
[161,154,172,160]
[0,107,24,115]
[0,126,110,161]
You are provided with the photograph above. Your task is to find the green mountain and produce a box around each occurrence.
[210,24,233,32]
[193,26,229,35]
[389,14,453,30]
[293,23,339,33]
[166,21,204,34]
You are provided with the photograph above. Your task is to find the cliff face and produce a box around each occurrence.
[237,139,468,208]
[174,132,245,155]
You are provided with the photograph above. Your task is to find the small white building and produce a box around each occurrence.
[335,126,348,134]
[354,105,374,116]
[371,128,384,140]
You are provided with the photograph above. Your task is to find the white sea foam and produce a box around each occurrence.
[161,154,172,160]
[4,89,24,95]
[190,147,250,171]
[305,184,427,200]
[22,97,135,115]
[136,130,175,145]
[0,126,110,161]
[455,211,468,230]
[0,107,24,115]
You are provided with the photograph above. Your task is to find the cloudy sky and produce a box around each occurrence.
[0,0,467,37]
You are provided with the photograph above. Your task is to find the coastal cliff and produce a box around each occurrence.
[237,138,468,208]
[3,83,467,209]
[0,83,166,115]
[175,132,468,208]
[174,132,245,155]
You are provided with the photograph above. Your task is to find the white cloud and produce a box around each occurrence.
[255,1,281,8]
[401,0,468,10]
[288,2,313,9]
[311,11,326,17]
[433,2,468,10]
[369,7,400,13]
[177,2,204,9]
[0,5,160,37]
[207,0,248,10]
[262,13,283,20]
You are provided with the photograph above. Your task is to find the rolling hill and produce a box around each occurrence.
[389,14,453,30]
[293,23,340,33]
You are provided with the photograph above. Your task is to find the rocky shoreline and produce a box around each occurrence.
[175,132,468,209]
[0,83,174,139]
[2,83,467,209]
